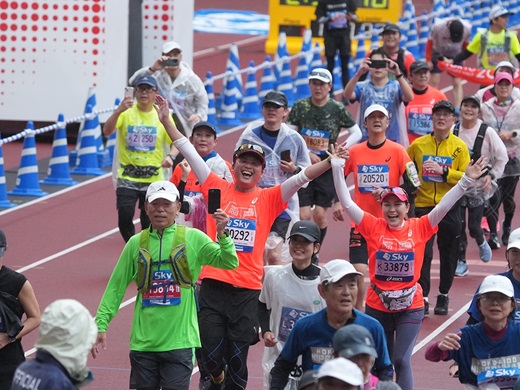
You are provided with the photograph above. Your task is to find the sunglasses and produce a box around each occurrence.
[236,144,265,156]
[381,187,408,201]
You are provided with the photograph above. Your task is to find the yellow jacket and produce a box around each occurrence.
[407,133,470,207]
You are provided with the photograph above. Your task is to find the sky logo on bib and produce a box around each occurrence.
[383,252,409,261]
[230,219,250,229]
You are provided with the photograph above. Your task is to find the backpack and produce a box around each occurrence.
[453,122,488,161]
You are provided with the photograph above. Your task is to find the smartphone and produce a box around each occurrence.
[280,150,291,162]
[369,60,387,69]
[208,188,221,214]
[124,86,134,99]
[162,58,179,67]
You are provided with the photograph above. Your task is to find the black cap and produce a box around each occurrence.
[461,95,481,109]
[333,324,378,359]
[380,23,401,35]
[298,370,319,390]
[263,90,288,108]
[449,20,464,43]
[289,220,321,243]
[410,61,430,74]
[192,121,218,137]
[233,144,266,168]
[432,100,456,114]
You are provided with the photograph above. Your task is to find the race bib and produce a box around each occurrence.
[487,47,509,67]
[328,11,348,29]
[408,112,433,136]
[422,155,452,182]
[278,307,311,342]
[300,128,330,155]
[375,250,415,282]
[227,218,256,253]
[477,367,520,389]
[357,164,389,193]
[127,126,158,152]
[141,270,181,307]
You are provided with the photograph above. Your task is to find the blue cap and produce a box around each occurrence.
[134,76,158,88]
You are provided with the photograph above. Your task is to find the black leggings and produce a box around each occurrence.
[486,176,519,235]
[116,187,150,242]
[458,203,485,260]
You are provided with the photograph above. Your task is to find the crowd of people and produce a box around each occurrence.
[4,3,520,390]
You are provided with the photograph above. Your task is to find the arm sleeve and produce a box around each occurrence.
[258,301,271,336]
[344,124,362,149]
[428,174,474,226]
[424,341,450,362]
[280,169,311,203]
[269,355,295,390]
[173,138,211,185]
[453,49,473,63]
[332,159,364,224]
[425,39,433,62]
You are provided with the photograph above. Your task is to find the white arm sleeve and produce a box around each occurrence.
[332,159,364,225]
[173,138,211,185]
[280,170,311,203]
[428,175,474,227]
[343,124,362,149]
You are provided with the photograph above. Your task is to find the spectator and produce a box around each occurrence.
[269,259,394,390]
[315,0,358,89]
[425,275,520,388]
[103,75,176,242]
[474,61,520,103]
[258,220,326,389]
[405,61,447,144]
[316,357,364,390]
[344,48,414,146]
[332,150,489,389]
[453,95,507,277]
[407,100,471,316]
[332,104,421,311]
[481,72,520,248]
[287,69,361,252]
[376,24,415,79]
[453,5,520,72]
[11,299,97,390]
[237,91,311,265]
[91,180,239,390]
[155,94,350,390]
[427,18,471,108]
[129,40,208,136]
[0,229,40,389]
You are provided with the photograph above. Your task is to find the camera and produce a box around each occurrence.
[162,58,179,67]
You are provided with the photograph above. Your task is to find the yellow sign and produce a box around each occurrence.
[266,0,402,54]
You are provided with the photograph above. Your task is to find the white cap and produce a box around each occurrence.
[320,259,362,284]
[495,60,516,73]
[317,357,364,386]
[364,104,389,119]
[162,40,182,54]
[489,5,512,20]
[508,228,520,250]
[309,68,333,83]
[479,275,514,298]
[146,181,180,203]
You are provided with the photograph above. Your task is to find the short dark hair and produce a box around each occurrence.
[370,47,389,60]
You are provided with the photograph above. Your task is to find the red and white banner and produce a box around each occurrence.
[437,61,520,86]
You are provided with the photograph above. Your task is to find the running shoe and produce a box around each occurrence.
[479,240,492,262]
[488,233,501,250]
[455,260,469,277]
[434,294,449,315]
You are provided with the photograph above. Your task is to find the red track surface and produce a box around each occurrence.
[2,1,518,389]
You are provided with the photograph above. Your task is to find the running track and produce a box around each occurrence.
[2,1,519,389]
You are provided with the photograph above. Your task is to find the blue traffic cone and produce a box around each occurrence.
[398,18,408,49]
[480,0,491,30]
[226,43,243,109]
[310,42,323,71]
[8,122,48,197]
[240,61,261,120]
[218,68,242,127]
[105,98,120,164]
[41,114,77,186]
[204,72,221,133]
[274,31,289,90]
[370,31,380,51]
[407,17,419,58]
[332,54,343,93]
[84,90,111,168]
[0,135,16,208]
[259,56,275,104]
[294,55,311,101]
[301,28,313,66]
[353,38,366,75]
[71,104,105,176]
[471,1,482,36]
[277,59,294,107]
[418,12,429,60]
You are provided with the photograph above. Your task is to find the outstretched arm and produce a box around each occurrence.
[331,158,364,225]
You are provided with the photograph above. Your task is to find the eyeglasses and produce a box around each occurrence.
[309,71,331,82]
[136,86,157,93]
[479,293,512,304]
[432,111,454,118]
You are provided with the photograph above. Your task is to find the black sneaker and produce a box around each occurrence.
[502,223,511,246]
[434,294,449,315]
[207,380,224,390]
[424,299,429,316]
[488,233,501,250]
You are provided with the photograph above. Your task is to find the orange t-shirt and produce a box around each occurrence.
[344,140,412,227]
[170,161,233,197]
[405,87,447,144]
[200,172,288,290]
[358,213,438,312]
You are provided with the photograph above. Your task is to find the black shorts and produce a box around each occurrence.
[431,52,463,74]
[198,279,260,342]
[298,169,336,208]
[349,227,369,265]
[270,216,291,240]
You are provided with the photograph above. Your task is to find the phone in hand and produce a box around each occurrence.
[280,150,291,162]
[208,188,221,214]
[162,58,179,67]
[124,87,134,99]
[369,60,387,69]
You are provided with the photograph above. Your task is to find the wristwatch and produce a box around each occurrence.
[217,229,230,239]
[10,336,17,343]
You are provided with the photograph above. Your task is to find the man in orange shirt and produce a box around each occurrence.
[154,94,348,390]
[333,104,420,311]
[405,61,447,144]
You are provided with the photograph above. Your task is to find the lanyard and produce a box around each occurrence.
[490,100,514,131]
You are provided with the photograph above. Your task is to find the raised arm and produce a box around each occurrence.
[331,158,364,225]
